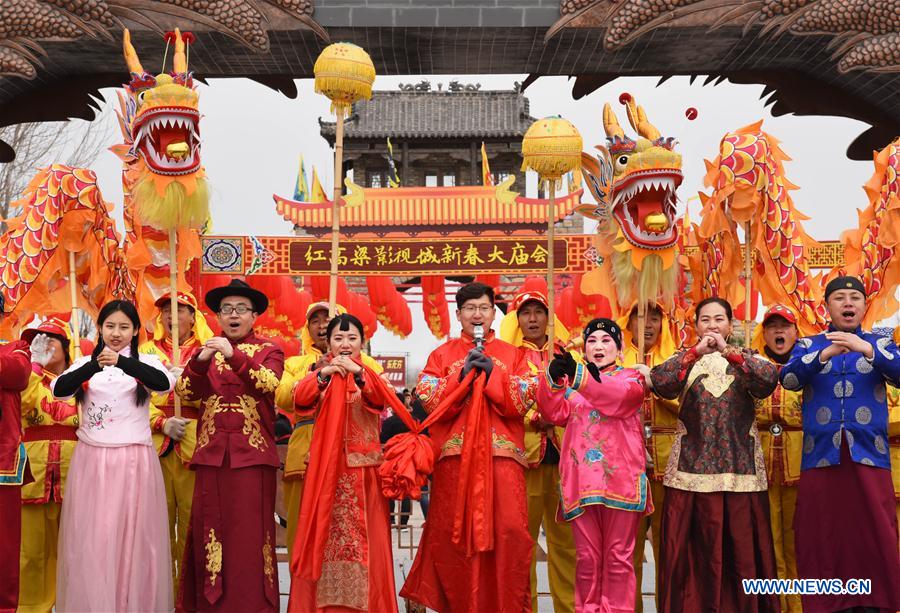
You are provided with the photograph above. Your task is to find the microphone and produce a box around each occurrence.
[473,323,485,350]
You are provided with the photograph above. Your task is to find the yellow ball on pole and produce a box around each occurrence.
[313,42,376,315]
[314,42,376,116]
[521,115,583,188]
[521,116,583,345]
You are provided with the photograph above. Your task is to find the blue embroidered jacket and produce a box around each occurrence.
[780,326,900,471]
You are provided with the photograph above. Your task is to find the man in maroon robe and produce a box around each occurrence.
[177,279,284,612]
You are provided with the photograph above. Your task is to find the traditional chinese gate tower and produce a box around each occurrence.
[320,81,531,193]
[270,82,588,339]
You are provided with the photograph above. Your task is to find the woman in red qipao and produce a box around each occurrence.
[288,313,398,613]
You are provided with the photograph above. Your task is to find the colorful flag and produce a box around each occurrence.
[310,167,328,202]
[387,138,401,188]
[481,142,493,186]
[294,156,309,201]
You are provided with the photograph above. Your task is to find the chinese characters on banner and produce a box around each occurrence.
[289,237,568,275]
[373,355,407,389]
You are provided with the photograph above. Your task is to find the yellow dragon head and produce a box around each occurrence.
[606,98,681,251]
[118,29,208,231]
[579,96,683,309]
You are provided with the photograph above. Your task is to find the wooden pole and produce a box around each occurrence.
[68,251,82,426]
[328,112,345,317]
[743,222,753,346]
[637,300,647,364]
[169,229,182,418]
[546,179,556,346]
[68,252,81,359]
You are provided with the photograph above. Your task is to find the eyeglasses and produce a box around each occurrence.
[219,304,252,315]
[460,305,494,315]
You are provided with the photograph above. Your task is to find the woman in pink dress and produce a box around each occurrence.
[52,300,175,612]
[537,318,651,613]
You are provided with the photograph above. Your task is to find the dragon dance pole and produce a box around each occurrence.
[68,251,82,425]
[68,251,82,359]
[169,231,182,418]
[637,300,647,364]
[521,116,582,347]
[546,180,556,345]
[312,43,376,318]
[328,112,344,317]
[743,222,753,345]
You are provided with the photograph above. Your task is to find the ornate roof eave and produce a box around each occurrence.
[274,184,584,229]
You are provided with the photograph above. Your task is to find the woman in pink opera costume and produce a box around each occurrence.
[51,300,175,612]
[537,318,652,613]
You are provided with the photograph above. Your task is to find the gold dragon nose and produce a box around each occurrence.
[166,142,189,160]
[644,212,668,232]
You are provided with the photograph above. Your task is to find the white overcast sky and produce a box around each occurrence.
[37,74,895,376]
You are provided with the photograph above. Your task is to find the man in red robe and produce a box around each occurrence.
[401,282,535,612]
[176,279,284,612]
[0,307,33,612]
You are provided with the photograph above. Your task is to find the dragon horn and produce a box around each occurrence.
[173,28,187,73]
[123,29,144,74]
[603,103,625,139]
[624,98,661,140]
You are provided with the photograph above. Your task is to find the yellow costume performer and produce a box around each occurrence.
[18,317,77,613]
[751,305,803,613]
[500,287,576,613]
[140,292,213,593]
[275,302,382,558]
[616,303,678,613]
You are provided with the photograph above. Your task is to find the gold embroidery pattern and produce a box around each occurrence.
[262,532,275,587]
[238,343,265,358]
[249,366,279,394]
[317,473,368,609]
[205,529,223,587]
[175,376,192,401]
[197,396,221,449]
[687,353,734,399]
[214,353,232,373]
[239,394,267,451]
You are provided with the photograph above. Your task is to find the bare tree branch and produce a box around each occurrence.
[0,98,114,232]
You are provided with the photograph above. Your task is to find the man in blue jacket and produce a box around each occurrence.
[781,276,900,612]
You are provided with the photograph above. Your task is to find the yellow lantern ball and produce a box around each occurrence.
[314,42,376,116]
[521,116,583,183]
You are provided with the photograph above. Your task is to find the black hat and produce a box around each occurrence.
[583,318,623,349]
[204,279,268,314]
[824,276,866,301]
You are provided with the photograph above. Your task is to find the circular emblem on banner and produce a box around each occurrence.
[203,239,242,273]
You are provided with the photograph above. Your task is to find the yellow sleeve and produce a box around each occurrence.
[361,353,384,374]
[275,355,316,413]
[139,341,169,431]
[20,370,43,416]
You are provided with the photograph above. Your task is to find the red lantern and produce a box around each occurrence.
[421,276,451,340]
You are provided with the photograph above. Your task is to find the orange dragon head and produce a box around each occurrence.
[117,29,208,231]
[579,96,683,310]
[581,97,683,258]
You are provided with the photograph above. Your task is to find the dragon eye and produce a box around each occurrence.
[615,155,629,170]
[137,90,146,103]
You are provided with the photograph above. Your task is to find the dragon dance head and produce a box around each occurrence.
[119,29,208,231]
[603,99,682,252]
[579,97,683,310]
[125,29,199,177]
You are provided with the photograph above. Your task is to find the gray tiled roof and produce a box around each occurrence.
[320,89,535,140]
